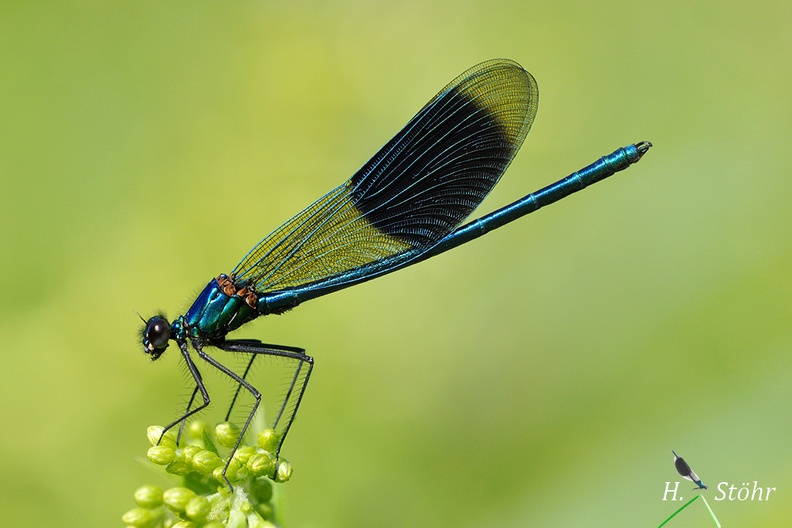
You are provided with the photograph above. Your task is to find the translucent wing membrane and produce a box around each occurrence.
[232,59,538,293]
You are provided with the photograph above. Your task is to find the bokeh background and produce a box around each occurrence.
[2,1,791,526]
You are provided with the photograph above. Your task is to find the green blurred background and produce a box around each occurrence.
[2,1,791,526]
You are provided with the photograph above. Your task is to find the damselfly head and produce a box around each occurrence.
[142,315,171,360]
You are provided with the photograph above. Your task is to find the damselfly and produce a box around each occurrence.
[141,59,651,488]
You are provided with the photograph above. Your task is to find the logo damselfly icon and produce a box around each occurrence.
[673,450,707,490]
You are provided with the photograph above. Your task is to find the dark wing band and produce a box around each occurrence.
[232,59,537,292]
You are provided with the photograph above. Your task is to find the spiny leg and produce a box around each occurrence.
[223,348,257,422]
[273,360,308,433]
[221,339,308,421]
[177,384,201,442]
[215,339,313,473]
[193,341,264,490]
[160,340,211,445]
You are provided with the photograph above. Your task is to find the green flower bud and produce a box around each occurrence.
[162,487,196,512]
[147,445,176,465]
[192,450,222,474]
[121,507,156,526]
[256,429,280,453]
[227,457,244,479]
[248,452,275,478]
[214,459,248,485]
[171,521,197,528]
[147,426,177,448]
[233,445,256,464]
[274,459,292,483]
[166,460,191,476]
[203,523,226,528]
[235,464,250,481]
[134,485,164,509]
[249,478,273,504]
[214,422,241,448]
[185,496,211,521]
[185,420,210,442]
[182,445,202,465]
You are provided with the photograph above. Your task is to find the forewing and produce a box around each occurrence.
[233,59,538,292]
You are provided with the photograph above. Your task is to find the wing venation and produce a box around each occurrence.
[232,59,538,292]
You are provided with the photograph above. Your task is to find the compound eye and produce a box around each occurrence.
[145,316,171,351]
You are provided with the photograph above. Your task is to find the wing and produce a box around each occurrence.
[232,59,538,293]
[674,454,699,482]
